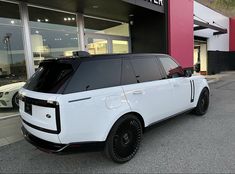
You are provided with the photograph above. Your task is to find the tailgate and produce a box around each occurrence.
[19,89,61,134]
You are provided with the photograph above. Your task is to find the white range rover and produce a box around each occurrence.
[19,52,210,163]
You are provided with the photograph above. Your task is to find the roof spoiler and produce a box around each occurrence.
[73,51,90,57]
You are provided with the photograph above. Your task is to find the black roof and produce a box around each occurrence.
[39,53,171,68]
[60,53,169,61]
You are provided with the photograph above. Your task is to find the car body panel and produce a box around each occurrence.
[19,89,61,143]
[18,53,210,148]
[167,77,194,112]
[56,86,131,144]
[122,80,175,127]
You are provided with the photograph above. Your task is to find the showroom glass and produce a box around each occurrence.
[28,7,79,69]
[112,40,129,54]
[159,57,184,78]
[87,38,108,55]
[0,1,27,115]
[84,17,130,37]
[84,16,130,54]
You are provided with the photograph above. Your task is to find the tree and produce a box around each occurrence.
[197,0,235,17]
[212,0,235,8]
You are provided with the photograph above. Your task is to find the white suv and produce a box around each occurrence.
[19,53,210,163]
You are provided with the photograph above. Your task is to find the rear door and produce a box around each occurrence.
[158,56,192,113]
[121,55,175,126]
[60,57,130,142]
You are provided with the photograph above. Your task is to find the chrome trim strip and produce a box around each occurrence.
[68,97,91,103]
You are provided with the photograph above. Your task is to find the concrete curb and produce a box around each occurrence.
[0,114,19,121]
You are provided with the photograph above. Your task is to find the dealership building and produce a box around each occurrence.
[0,0,235,114]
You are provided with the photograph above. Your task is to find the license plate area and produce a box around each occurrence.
[25,102,32,115]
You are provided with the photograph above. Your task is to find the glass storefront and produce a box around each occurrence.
[112,40,129,54]
[84,16,130,37]
[84,16,130,55]
[28,6,79,69]
[0,1,131,119]
[87,38,108,55]
[0,1,27,116]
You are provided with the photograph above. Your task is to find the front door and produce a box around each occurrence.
[121,56,175,126]
[159,56,192,113]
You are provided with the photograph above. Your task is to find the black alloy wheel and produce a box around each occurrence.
[194,88,209,116]
[105,115,143,163]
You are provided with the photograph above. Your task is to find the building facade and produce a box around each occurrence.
[0,0,234,116]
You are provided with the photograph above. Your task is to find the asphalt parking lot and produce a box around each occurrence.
[0,108,18,118]
[1,73,235,173]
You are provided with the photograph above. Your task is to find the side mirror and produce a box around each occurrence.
[184,69,192,77]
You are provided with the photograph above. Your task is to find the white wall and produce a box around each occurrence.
[194,1,230,51]
[194,43,207,72]
[200,44,208,71]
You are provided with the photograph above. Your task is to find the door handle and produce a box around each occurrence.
[133,90,143,95]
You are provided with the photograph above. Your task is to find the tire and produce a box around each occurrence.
[104,114,143,163]
[194,88,209,116]
[12,92,20,109]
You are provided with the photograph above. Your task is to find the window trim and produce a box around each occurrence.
[121,56,137,86]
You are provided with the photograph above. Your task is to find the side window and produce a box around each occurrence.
[130,56,162,83]
[64,58,122,94]
[159,57,184,78]
[121,59,137,85]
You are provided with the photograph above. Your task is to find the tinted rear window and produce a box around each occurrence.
[130,56,162,83]
[64,58,122,94]
[121,59,137,85]
[24,61,76,93]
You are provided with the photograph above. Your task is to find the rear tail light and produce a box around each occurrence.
[47,100,59,105]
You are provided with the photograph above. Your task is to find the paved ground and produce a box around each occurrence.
[0,108,18,118]
[1,73,235,173]
[0,117,22,147]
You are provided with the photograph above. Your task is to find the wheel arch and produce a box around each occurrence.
[193,78,210,107]
[105,111,145,141]
[12,91,19,107]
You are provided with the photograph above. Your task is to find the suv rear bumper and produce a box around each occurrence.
[21,126,105,153]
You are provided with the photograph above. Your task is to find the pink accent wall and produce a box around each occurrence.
[168,0,194,68]
[230,18,235,51]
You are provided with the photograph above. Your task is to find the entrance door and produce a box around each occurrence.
[85,33,131,55]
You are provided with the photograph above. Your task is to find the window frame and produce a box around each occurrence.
[121,56,137,86]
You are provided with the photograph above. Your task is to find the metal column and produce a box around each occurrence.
[19,2,35,78]
[76,13,86,51]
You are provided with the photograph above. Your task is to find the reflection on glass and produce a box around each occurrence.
[85,17,130,37]
[0,1,27,115]
[112,40,129,54]
[29,6,79,69]
[87,38,108,55]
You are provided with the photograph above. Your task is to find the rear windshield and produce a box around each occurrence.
[24,60,77,94]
